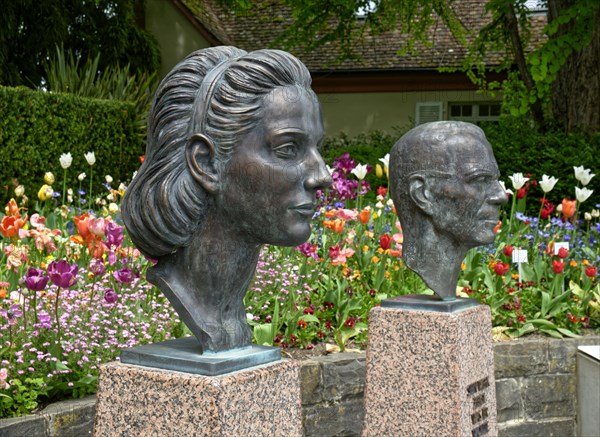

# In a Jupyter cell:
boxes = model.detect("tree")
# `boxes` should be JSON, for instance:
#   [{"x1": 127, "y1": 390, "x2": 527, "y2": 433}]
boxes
[
  {"x1": 0, "y1": 0, "x2": 160, "y2": 88},
  {"x1": 219, "y1": 0, "x2": 599, "y2": 133}
]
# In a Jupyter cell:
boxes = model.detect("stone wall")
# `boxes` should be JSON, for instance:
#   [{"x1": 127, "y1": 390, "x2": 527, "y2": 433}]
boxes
[
  {"x1": 1, "y1": 335, "x2": 598, "y2": 436},
  {"x1": 299, "y1": 335, "x2": 600, "y2": 437}
]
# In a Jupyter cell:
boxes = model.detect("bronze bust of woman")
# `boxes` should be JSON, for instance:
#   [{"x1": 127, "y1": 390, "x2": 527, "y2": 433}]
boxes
[{"x1": 122, "y1": 47, "x2": 331, "y2": 354}]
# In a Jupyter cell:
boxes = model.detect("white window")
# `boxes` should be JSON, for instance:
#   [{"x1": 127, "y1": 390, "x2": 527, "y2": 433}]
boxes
[
  {"x1": 524, "y1": 0, "x2": 547, "y2": 13},
  {"x1": 415, "y1": 102, "x2": 443, "y2": 126},
  {"x1": 448, "y1": 102, "x2": 501, "y2": 123}
]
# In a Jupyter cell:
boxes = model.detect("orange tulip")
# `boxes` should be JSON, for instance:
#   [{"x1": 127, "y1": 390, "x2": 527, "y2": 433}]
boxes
[
  {"x1": 324, "y1": 209, "x2": 336, "y2": 218},
  {"x1": 5, "y1": 199, "x2": 20, "y2": 217},
  {"x1": 359, "y1": 208, "x2": 370, "y2": 224},
  {"x1": 323, "y1": 219, "x2": 345, "y2": 233},
  {"x1": 74, "y1": 212, "x2": 92, "y2": 238},
  {"x1": 0, "y1": 215, "x2": 27, "y2": 238},
  {"x1": 562, "y1": 199, "x2": 576, "y2": 219},
  {"x1": 493, "y1": 220, "x2": 502, "y2": 234}
]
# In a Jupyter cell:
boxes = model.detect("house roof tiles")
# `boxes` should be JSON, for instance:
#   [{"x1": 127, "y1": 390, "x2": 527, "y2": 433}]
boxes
[{"x1": 178, "y1": 0, "x2": 546, "y2": 72}]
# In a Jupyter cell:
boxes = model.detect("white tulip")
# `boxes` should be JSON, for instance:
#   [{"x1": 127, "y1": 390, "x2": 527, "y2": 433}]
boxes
[
  {"x1": 379, "y1": 154, "x2": 390, "y2": 175},
  {"x1": 500, "y1": 181, "x2": 514, "y2": 196},
  {"x1": 584, "y1": 212, "x2": 592, "y2": 221},
  {"x1": 78, "y1": 172, "x2": 86, "y2": 181},
  {"x1": 108, "y1": 203, "x2": 119, "y2": 214},
  {"x1": 59, "y1": 153, "x2": 73, "y2": 169},
  {"x1": 508, "y1": 173, "x2": 529, "y2": 190},
  {"x1": 573, "y1": 166, "x2": 595, "y2": 186},
  {"x1": 379, "y1": 154, "x2": 390, "y2": 168},
  {"x1": 592, "y1": 209, "x2": 600, "y2": 218},
  {"x1": 351, "y1": 164, "x2": 368, "y2": 180},
  {"x1": 539, "y1": 175, "x2": 558, "y2": 193},
  {"x1": 14, "y1": 185, "x2": 24, "y2": 197},
  {"x1": 84, "y1": 151, "x2": 96, "y2": 166},
  {"x1": 105, "y1": 175, "x2": 113, "y2": 184},
  {"x1": 575, "y1": 187, "x2": 594, "y2": 203}
]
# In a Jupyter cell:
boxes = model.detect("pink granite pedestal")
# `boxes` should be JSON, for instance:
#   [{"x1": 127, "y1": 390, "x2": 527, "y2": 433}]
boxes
[
  {"x1": 94, "y1": 359, "x2": 302, "y2": 436},
  {"x1": 362, "y1": 304, "x2": 497, "y2": 437}
]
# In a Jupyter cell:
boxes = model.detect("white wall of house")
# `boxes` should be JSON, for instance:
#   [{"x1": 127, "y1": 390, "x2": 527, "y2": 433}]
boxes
[
  {"x1": 146, "y1": 0, "x2": 211, "y2": 78},
  {"x1": 318, "y1": 90, "x2": 502, "y2": 136}
]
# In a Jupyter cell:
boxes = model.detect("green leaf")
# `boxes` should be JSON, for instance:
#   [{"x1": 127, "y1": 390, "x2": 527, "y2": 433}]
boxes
[
  {"x1": 299, "y1": 314, "x2": 320, "y2": 324},
  {"x1": 556, "y1": 328, "x2": 581, "y2": 338},
  {"x1": 253, "y1": 324, "x2": 275, "y2": 346}
]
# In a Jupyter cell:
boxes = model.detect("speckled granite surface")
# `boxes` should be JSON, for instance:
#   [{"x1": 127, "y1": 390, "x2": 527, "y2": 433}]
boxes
[
  {"x1": 362, "y1": 305, "x2": 497, "y2": 437},
  {"x1": 94, "y1": 359, "x2": 302, "y2": 436}
]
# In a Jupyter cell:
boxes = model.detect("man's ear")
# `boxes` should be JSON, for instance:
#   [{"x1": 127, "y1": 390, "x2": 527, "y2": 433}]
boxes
[
  {"x1": 186, "y1": 133, "x2": 219, "y2": 194},
  {"x1": 408, "y1": 174, "x2": 435, "y2": 216}
]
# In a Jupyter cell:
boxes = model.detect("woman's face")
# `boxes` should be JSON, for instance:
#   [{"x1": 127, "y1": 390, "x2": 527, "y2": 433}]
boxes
[{"x1": 217, "y1": 85, "x2": 332, "y2": 246}]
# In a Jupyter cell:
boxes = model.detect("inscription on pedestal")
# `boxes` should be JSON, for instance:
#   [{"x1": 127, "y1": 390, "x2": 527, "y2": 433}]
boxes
[{"x1": 467, "y1": 377, "x2": 490, "y2": 437}]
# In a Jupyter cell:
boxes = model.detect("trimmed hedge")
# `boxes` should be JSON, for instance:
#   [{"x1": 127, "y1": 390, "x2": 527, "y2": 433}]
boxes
[{"x1": 0, "y1": 86, "x2": 143, "y2": 203}]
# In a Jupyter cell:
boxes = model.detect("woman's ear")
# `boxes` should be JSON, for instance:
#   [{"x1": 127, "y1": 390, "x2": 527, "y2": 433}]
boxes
[
  {"x1": 186, "y1": 133, "x2": 219, "y2": 194},
  {"x1": 408, "y1": 174, "x2": 435, "y2": 216}
]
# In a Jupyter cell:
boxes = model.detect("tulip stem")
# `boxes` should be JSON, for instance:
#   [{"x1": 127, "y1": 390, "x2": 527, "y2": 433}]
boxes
[
  {"x1": 62, "y1": 169, "x2": 67, "y2": 206},
  {"x1": 534, "y1": 193, "x2": 546, "y2": 252},
  {"x1": 55, "y1": 287, "x2": 61, "y2": 345},
  {"x1": 89, "y1": 166, "x2": 93, "y2": 205}
]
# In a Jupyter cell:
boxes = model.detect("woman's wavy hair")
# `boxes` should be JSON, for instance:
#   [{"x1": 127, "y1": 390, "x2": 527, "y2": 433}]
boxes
[{"x1": 121, "y1": 47, "x2": 314, "y2": 259}]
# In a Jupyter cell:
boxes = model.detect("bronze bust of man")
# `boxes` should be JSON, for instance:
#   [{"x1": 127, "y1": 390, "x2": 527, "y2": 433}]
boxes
[
  {"x1": 122, "y1": 47, "x2": 331, "y2": 354},
  {"x1": 389, "y1": 121, "x2": 507, "y2": 300}
]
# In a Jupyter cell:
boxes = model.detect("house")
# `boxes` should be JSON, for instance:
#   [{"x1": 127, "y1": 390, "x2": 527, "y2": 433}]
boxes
[{"x1": 144, "y1": 0, "x2": 545, "y2": 135}]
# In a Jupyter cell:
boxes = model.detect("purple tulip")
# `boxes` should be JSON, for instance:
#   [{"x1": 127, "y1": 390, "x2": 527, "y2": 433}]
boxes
[
  {"x1": 105, "y1": 222, "x2": 124, "y2": 248},
  {"x1": 47, "y1": 260, "x2": 79, "y2": 288},
  {"x1": 23, "y1": 267, "x2": 49, "y2": 291},
  {"x1": 89, "y1": 259, "x2": 106, "y2": 276},
  {"x1": 113, "y1": 267, "x2": 133, "y2": 284},
  {"x1": 104, "y1": 288, "x2": 118, "y2": 304}
]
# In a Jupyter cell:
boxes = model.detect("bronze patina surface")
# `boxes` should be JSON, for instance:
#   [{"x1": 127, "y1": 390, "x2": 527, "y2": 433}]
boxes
[
  {"x1": 389, "y1": 121, "x2": 508, "y2": 301},
  {"x1": 121, "y1": 47, "x2": 331, "y2": 355}
]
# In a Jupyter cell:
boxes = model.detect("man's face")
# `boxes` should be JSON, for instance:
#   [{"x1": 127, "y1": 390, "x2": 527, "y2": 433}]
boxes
[
  {"x1": 217, "y1": 86, "x2": 332, "y2": 246},
  {"x1": 425, "y1": 135, "x2": 508, "y2": 247}
]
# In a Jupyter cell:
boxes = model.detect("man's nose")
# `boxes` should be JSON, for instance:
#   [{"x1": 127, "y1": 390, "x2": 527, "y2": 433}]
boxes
[{"x1": 489, "y1": 181, "x2": 509, "y2": 205}]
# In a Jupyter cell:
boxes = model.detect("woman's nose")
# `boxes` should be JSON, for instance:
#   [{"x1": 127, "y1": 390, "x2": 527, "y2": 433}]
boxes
[{"x1": 305, "y1": 149, "x2": 332, "y2": 191}]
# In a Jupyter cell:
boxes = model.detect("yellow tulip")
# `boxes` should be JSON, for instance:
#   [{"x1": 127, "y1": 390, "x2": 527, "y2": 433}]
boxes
[
  {"x1": 375, "y1": 164, "x2": 383, "y2": 178},
  {"x1": 44, "y1": 172, "x2": 55, "y2": 185},
  {"x1": 38, "y1": 184, "x2": 53, "y2": 201}
]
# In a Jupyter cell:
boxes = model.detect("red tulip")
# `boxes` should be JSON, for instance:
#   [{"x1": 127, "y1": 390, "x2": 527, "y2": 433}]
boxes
[
  {"x1": 585, "y1": 266, "x2": 597, "y2": 278},
  {"x1": 380, "y1": 234, "x2": 392, "y2": 250},
  {"x1": 557, "y1": 247, "x2": 569, "y2": 259},
  {"x1": 552, "y1": 260, "x2": 565, "y2": 274},
  {"x1": 503, "y1": 245, "x2": 514, "y2": 257},
  {"x1": 376, "y1": 186, "x2": 388, "y2": 197},
  {"x1": 494, "y1": 262, "x2": 510, "y2": 276}
]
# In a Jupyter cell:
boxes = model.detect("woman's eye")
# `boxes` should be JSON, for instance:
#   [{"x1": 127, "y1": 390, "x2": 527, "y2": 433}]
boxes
[{"x1": 273, "y1": 143, "x2": 297, "y2": 159}]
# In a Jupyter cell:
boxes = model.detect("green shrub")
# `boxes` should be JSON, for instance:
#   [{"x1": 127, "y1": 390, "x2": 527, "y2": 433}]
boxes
[
  {"x1": 482, "y1": 117, "x2": 599, "y2": 209},
  {"x1": 0, "y1": 86, "x2": 143, "y2": 203}
]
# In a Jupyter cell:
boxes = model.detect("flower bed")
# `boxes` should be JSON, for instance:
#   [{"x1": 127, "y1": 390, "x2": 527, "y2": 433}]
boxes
[{"x1": 0, "y1": 151, "x2": 598, "y2": 417}]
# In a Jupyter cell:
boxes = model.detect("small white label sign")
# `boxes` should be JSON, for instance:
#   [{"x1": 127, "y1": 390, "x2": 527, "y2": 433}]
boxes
[
  {"x1": 554, "y1": 242, "x2": 569, "y2": 255},
  {"x1": 512, "y1": 249, "x2": 528, "y2": 263}
]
